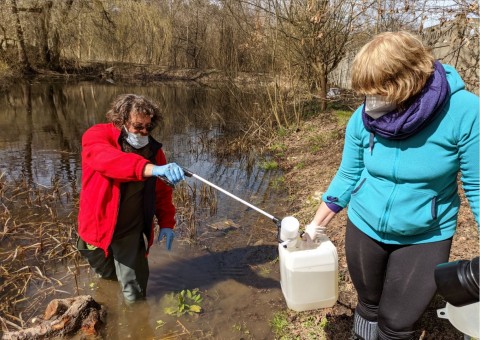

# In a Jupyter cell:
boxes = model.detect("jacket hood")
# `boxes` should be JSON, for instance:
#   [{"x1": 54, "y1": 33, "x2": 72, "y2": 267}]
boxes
[{"x1": 443, "y1": 64, "x2": 465, "y2": 95}]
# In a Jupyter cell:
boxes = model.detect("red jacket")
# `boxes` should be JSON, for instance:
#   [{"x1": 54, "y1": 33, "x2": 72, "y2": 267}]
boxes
[{"x1": 78, "y1": 123, "x2": 175, "y2": 256}]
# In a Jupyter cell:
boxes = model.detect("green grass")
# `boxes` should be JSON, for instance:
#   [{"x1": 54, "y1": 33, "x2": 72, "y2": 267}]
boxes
[
  {"x1": 270, "y1": 143, "x2": 287, "y2": 156},
  {"x1": 277, "y1": 127, "x2": 289, "y2": 137},
  {"x1": 271, "y1": 312, "x2": 329, "y2": 340},
  {"x1": 270, "y1": 175, "x2": 285, "y2": 190},
  {"x1": 308, "y1": 131, "x2": 340, "y2": 152},
  {"x1": 294, "y1": 161, "x2": 305, "y2": 170},
  {"x1": 259, "y1": 160, "x2": 279, "y2": 170},
  {"x1": 270, "y1": 311, "x2": 291, "y2": 338},
  {"x1": 334, "y1": 110, "x2": 352, "y2": 126}
]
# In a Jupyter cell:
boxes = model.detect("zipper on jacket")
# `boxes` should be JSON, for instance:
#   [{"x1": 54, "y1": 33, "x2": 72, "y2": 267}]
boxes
[
  {"x1": 431, "y1": 196, "x2": 438, "y2": 220},
  {"x1": 379, "y1": 186, "x2": 397, "y2": 235},
  {"x1": 352, "y1": 178, "x2": 366, "y2": 194},
  {"x1": 380, "y1": 143, "x2": 400, "y2": 233}
]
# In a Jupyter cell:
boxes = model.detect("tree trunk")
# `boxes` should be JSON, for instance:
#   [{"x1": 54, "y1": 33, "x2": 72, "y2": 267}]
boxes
[
  {"x1": 10, "y1": 0, "x2": 34, "y2": 74},
  {"x1": 2, "y1": 295, "x2": 106, "y2": 340},
  {"x1": 41, "y1": 1, "x2": 61, "y2": 70},
  {"x1": 312, "y1": 60, "x2": 328, "y2": 111}
]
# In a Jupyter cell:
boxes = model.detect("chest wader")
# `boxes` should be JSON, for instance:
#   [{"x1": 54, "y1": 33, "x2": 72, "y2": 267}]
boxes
[{"x1": 78, "y1": 138, "x2": 153, "y2": 302}]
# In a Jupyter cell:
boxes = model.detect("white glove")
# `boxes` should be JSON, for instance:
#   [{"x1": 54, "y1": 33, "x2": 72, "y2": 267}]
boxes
[{"x1": 305, "y1": 224, "x2": 326, "y2": 241}]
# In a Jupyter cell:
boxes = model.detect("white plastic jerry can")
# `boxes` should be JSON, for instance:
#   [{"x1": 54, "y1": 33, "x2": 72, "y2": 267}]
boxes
[{"x1": 278, "y1": 236, "x2": 339, "y2": 312}]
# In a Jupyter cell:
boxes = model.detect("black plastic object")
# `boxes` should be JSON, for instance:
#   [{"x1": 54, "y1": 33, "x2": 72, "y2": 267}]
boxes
[
  {"x1": 182, "y1": 168, "x2": 194, "y2": 177},
  {"x1": 434, "y1": 256, "x2": 479, "y2": 307},
  {"x1": 158, "y1": 175, "x2": 175, "y2": 188}
]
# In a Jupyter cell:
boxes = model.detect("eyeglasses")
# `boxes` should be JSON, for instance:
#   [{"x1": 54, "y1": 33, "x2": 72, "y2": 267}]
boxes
[{"x1": 129, "y1": 122, "x2": 156, "y2": 132}]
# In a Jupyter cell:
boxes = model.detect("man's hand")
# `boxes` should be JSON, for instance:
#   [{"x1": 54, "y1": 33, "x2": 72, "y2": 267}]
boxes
[
  {"x1": 158, "y1": 228, "x2": 175, "y2": 251},
  {"x1": 152, "y1": 163, "x2": 185, "y2": 185}
]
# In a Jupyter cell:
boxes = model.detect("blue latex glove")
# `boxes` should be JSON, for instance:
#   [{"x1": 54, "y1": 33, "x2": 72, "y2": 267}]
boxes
[
  {"x1": 158, "y1": 228, "x2": 175, "y2": 251},
  {"x1": 152, "y1": 163, "x2": 185, "y2": 185}
]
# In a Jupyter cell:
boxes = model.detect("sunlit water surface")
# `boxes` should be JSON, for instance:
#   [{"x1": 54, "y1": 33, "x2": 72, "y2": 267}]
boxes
[{"x1": 0, "y1": 80, "x2": 290, "y2": 339}]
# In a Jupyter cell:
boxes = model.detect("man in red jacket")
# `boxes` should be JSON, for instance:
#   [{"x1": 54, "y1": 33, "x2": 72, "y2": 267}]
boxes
[{"x1": 77, "y1": 94, "x2": 184, "y2": 302}]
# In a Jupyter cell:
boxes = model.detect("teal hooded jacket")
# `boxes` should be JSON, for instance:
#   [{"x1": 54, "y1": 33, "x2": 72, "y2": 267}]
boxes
[{"x1": 323, "y1": 64, "x2": 479, "y2": 244}]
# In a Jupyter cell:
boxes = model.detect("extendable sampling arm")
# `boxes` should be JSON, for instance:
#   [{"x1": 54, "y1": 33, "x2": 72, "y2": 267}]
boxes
[{"x1": 182, "y1": 167, "x2": 282, "y2": 228}]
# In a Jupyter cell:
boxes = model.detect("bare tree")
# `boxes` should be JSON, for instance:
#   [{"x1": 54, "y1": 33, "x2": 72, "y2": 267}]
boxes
[
  {"x1": 227, "y1": 0, "x2": 372, "y2": 110},
  {"x1": 9, "y1": 0, "x2": 33, "y2": 73},
  {"x1": 409, "y1": 0, "x2": 478, "y2": 93}
]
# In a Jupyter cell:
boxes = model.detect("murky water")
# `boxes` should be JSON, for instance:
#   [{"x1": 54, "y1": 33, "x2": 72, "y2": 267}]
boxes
[{"x1": 0, "y1": 80, "x2": 289, "y2": 339}]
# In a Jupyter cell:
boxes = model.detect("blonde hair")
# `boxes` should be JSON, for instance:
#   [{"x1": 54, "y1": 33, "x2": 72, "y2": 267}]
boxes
[{"x1": 351, "y1": 31, "x2": 435, "y2": 105}]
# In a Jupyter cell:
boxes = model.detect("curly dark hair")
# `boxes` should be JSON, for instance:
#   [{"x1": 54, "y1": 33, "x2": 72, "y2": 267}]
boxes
[{"x1": 106, "y1": 94, "x2": 162, "y2": 129}]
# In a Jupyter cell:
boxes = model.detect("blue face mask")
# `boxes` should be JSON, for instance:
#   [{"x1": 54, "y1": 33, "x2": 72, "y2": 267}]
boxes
[{"x1": 124, "y1": 126, "x2": 149, "y2": 149}]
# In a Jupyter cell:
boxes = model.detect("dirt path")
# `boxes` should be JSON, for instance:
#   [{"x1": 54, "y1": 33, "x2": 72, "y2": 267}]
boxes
[{"x1": 271, "y1": 113, "x2": 479, "y2": 339}]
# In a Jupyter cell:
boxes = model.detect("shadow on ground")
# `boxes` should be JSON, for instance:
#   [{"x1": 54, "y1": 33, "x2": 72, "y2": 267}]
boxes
[{"x1": 148, "y1": 244, "x2": 280, "y2": 294}]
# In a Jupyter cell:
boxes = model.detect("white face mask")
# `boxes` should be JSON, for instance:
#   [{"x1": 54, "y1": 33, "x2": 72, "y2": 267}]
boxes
[
  {"x1": 364, "y1": 95, "x2": 397, "y2": 119},
  {"x1": 124, "y1": 126, "x2": 149, "y2": 149}
]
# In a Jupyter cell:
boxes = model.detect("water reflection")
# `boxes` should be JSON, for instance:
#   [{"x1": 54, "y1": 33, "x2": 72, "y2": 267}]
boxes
[
  {"x1": 0, "y1": 79, "x2": 286, "y2": 338},
  {"x1": 0, "y1": 80, "x2": 275, "y2": 195}
]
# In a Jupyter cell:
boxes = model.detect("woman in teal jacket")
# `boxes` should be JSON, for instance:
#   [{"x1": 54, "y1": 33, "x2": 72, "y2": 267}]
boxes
[{"x1": 306, "y1": 31, "x2": 479, "y2": 339}]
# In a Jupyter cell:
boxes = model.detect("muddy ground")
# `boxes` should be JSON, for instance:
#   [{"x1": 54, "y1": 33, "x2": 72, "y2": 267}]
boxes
[{"x1": 267, "y1": 112, "x2": 479, "y2": 339}]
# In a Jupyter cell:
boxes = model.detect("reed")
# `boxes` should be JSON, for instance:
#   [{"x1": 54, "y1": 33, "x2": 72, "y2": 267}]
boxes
[
  {"x1": 0, "y1": 175, "x2": 82, "y2": 332},
  {"x1": 172, "y1": 181, "x2": 218, "y2": 242}
]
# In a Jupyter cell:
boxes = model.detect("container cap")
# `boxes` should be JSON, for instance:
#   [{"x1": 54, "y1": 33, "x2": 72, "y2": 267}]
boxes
[{"x1": 280, "y1": 216, "x2": 300, "y2": 240}]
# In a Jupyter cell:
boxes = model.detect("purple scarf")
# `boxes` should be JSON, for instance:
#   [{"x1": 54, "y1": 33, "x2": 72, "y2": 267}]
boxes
[{"x1": 362, "y1": 61, "x2": 450, "y2": 140}]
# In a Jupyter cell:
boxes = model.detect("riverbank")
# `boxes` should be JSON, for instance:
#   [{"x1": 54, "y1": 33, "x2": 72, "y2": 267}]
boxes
[
  {"x1": 0, "y1": 61, "x2": 276, "y2": 88},
  {"x1": 270, "y1": 112, "x2": 479, "y2": 339},
  {"x1": 0, "y1": 63, "x2": 16, "y2": 92}
]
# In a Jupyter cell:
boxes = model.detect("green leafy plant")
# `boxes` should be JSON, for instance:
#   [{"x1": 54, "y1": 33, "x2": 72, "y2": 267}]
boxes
[
  {"x1": 232, "y1": 321, "x2": 250, "y2": 334},
  {"x1": 259, "y1": 160, "x2": 278, "y2": 170},
  {"x1": 164, "y1": 288, "x2": 203, "y2": 317},
  {"x1": 319, "y1": 316, "x2": 328, "y2": 329}
]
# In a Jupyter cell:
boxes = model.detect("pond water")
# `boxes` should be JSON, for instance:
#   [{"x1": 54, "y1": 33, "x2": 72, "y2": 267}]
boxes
[{"x1": 0, "y1": 79, "x2": 290, "y2": 339}]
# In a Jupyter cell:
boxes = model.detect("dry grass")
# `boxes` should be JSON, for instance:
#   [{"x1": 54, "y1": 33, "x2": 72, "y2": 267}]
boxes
[
  {"x1": 0, "y1": 175, "x2": 83, "y2": 331},
  {"x1": 172, "y1": 181, "x2": 218, "y2": 242}
]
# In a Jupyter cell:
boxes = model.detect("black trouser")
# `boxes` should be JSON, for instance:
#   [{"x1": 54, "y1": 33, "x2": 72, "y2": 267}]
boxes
[
  {"x1": 345, "y1": 219, "x2": 452, "y2": 340},
  {"x1": 77, "y1": 231, "x2": 149, "y2": 302}
]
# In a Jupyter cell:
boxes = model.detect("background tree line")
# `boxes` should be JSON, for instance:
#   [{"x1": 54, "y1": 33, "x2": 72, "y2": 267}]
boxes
[{"x1": 1, "y1": 0, "x2": 478, "y2": 110}]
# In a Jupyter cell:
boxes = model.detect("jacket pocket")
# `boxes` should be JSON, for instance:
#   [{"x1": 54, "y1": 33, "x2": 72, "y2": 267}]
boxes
[
  {"x1": 349, "y1": 178, "x2": 439, "y2": 237},
  {"x1": 349, "y1": 178, "x2": 387, "y2": 229},
  {"x1": 386, "y1": 187, "x2": 438, "y2": 236}
]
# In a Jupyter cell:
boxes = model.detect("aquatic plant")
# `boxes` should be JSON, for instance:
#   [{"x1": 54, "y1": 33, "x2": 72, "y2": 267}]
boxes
[{"x1": 163, "y1": 289, "x2": 203, "y2": 317}]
